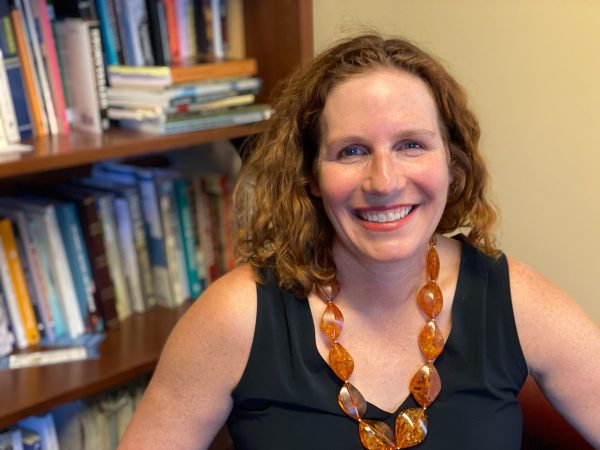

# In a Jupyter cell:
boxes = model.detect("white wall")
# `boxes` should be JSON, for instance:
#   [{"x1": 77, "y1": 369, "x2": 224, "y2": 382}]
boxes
[{"x1": 313, "y1": 0, "x2": 600, "y2": 322}]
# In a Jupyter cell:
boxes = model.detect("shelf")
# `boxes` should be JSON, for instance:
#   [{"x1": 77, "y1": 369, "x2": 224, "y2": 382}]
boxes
[
  {"x1": 0, "y1": 123, "x2": 264, "y2": 180},
  {"x1": 0, "y1": 304, "x2": 189, "y2": 429}
]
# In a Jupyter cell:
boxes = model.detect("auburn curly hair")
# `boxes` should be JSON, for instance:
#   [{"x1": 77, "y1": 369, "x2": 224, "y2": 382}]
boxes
[{"x1": 234, "y1": 33, "x2": 498, "y2": 296}]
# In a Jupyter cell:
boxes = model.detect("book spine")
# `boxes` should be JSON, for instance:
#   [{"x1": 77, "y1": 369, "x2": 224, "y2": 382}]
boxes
[
  {"x1": 125, "y1": 187, "x2": 156, "y2": 309},
  {"x1": 194, "y1": 177, "x2": 217, "y2": 283},
  {"x1": 43, "y1": 208, "x2": 86, "y2": 339},
  {"x1": 0, "y1": 1, "x2": 32, "y2": 139},
  {"x1": 11, "y1": 210, "x2": 55, "y2": 341},
  {"x1": 20, "y1": 0, "x2": 58, "y2": 135},
  {"x1": 9, "y1": 5, "x2": 47, "y2": 136},
  {"x1": 114, "y1": 197, "x2": 145, "y2": 313},
  {"x1": 35, "y1": 0, "x2": 70, "y2": 134},
  {"x1": 174, "y1": 0, "x2": 190, "y2": 60},
  {"x1": 162, "y1": 0, "x2": 180, "y2": 63},
  {"x1": 0, "y1": 49, "x2": 20, "y2": 143},
  {"x1": 7, "y1": 210, "x2": 55, "y2": 342},
  {"x1": 155, "y1": 176, "x2": 185, "y2": 304},
  {"x1": 76, "y1": 194, "x2": 118, "y2": 329},
  {"x1": 209, "y1": 0, "x2": 224, "y2": 59},
  {"x1": 120, "y1": 0, "x2": 148, "y2": 66},
  {"x1": 89, "y1": 22, "x2": 109, "y2": 130},
  {"x1": 174, "y1": 178, "x2": 202, "y2": 298},
  {"x1": 137, "y1": 172, "x2": 175, "y2": 307},
  {"x1": 186, "y1": 178, "x2": 207, "y2": 289},
  {"x1": 0, "y1": 288, "x2": 15, "y2": 357},
  {"x1": 145, "y1": 0, "x2": 167, "y2": 65},
  {"x1": 96, "y1": 193, "x2": 132, "y2": 320},
  {"x1": 0, "y1": 217, "x2": 40, "y2": 346},
  {"x1": 24, "y1": 212, "x2": 68, "y2": 339},
  {"x1": 94, "y1": 0, "x2": 119, "y2": 66},
  {"x1": 111, "y1": 0, "x2": 131, "y2": 64},
  {"x1": 0, "y1": 226, "x2": 28, "y2": 349},
  {"x1": 105, "y1": 0, "x2": 125, "y2": 64}
]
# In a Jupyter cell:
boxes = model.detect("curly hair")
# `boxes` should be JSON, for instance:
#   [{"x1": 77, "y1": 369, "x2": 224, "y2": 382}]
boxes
[{"x1": 234, "y1": 33, "x2": 498, "y2": 296}]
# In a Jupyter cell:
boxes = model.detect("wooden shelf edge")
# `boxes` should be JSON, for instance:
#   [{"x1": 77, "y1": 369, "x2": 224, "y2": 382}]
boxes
[
  {"x1": 0, "y1": 303, "x2": 189, "y2": 429},
  {"x1": 0, "y1": 122, "x2": 264, "y2": 180}
]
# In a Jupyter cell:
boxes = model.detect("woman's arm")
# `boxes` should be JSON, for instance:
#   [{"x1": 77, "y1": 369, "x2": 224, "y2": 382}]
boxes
[
  {"x1": 510, "y1": 258, "x2": 600, "y2": 448},
  {"x1": 118, "y1": 265, "x2": 258, "y2": 449}
]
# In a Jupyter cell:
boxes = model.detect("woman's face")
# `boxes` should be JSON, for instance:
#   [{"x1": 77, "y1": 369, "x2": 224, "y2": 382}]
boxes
[{"x1": 312, "y1": 68, "x2": 451, "y2": 265}]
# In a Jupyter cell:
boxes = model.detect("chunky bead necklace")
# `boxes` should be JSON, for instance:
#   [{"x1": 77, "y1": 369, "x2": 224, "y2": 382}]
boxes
[{"x1": 317, "y1": 238, "x2": 445, "y2": 449}]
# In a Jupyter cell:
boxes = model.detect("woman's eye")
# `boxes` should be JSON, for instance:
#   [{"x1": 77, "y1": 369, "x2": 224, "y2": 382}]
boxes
[
  {"x1": 340, "y1": 145, "x2": 366, "y2": 158},
  {"x1": 401, "y1": 141, "x2": 423, "y2": 150}
]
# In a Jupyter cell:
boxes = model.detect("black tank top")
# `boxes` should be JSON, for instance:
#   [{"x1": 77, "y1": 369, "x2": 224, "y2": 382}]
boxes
[{"x1": 228, "y1": 238, "x2": 528, "y2": 449}]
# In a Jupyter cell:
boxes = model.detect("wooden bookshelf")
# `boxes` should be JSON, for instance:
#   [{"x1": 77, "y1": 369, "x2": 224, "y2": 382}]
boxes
[
  {"x1": 0, "y1": 0, "x2": 313, "y2": 441},
  {"x1": 0, "y1": 304, "x2": 188, "y2": 429}
]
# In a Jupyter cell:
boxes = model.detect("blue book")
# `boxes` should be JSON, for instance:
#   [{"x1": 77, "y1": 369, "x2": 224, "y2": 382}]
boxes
[
  {"x1": 92, "y1": 162, "x2": 175, "y2": 307},
  {"x1": 95, "y1": 0, "x2": 119, "y2": 65},
  {"x1": 0, "y1": 0, "x2": 33, "y2": 139},
  {"x1": 173, "y1": 177, "x2": 203, "y2": 299},
  {"x1": 54, "y1": 201, "x2": 102, "y2": 333}
]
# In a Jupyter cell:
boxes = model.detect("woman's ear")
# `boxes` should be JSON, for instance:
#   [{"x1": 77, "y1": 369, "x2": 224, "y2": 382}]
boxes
[{"x1": 310, "y1": 179, "x2": 321, "y2": 197}]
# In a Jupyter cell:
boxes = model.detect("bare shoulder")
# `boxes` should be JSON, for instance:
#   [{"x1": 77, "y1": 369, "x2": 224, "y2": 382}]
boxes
[
  {"x1": 119, "y1": 265, "x2": 258, "y2": 449},
  {"x1": 507, "y1": 257, "x2": 600, "y2": 446},
  {"x1": 507, "y1": 257, "x2": 598, "y2": 376}
]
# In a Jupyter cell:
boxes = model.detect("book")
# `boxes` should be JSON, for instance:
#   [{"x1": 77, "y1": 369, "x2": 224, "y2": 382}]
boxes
[
  {"x1": 14, "y1": 199, "x2": 86, "y2": 339},
  {"x1": 192, "y1": 176, "x2": 217, "y2": 282},
  {"x1": 106, "y1": 58, "x2": 257, "y2": 88},
  {"x1": 94, "y1": 0, "x2": 121, "y2": 66},
  {"x1": 76, "y1": 177, "x2": 156, "y2": 310},
  {"x1": 0, "y1": 0, "x2": 32, "y2": 140},
  {"x1": 120, "y1": 0, "x2": 154, "y2": 66},
  {"x1": 162, "y1": 0, "x2": 180, "y2": 63},
  {"x1": 119, "y1": 103, "x2": 271, "y2": 135},
  {"x1": 0, "y1": 217, "x2": 40, "y2": 346},
  {"x1": 19, "y1": 427, "x2": 42, "y2": 450},
  {"x1": 92, "y1": 162, "x2": 176, "y2": 307},
  {"x1": 54, "y1": 201, "x2": 102, "y2": 332},
  {"x1": 0, "y1": 49, "x2": 20, "y2": 143},
  {"x1": 56, "y1": 189, "x2": 119, "y2": 329},
  {"x1": 19, "y1": 0, "x2": 59, "y2": 135},
  {"x1": 0, "y1": 205, "x2": 55, "y2": 342},
  {"x1": 31, "y1": 0, "x2": 71, "y2": 135},
  {"x1": 175, "y1": 0, "x2": 193, "y2": 61},
  {"x1": 9, "y1": 2, "x2": 47, "y2": 136},
  {"x1": 18, "y1": 415, "x2": 59, "y2": 450},
  {"x1": 0, "y1": 286, "x2": 15, "y2": 357},
  {"x1": 145, "y1": 0, "x2": 170, "y2": 66},
  {"x1": 113, "y1": 196, "x2": 145, "y2": 312},
  {"x1": 107, "y1": 92, "x2": 255, "y2": 120},
  {"x1": 173, "y1": 178, "x2": 202, "y2": 299},
  {"x1": 54, "y1": 19, "x2": 109, "y2": 134}
]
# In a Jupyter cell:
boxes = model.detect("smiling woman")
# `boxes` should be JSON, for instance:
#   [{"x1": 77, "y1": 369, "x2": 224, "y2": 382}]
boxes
[{"x1": 118, "y1": 34, "x2": 600, "y2": 450}]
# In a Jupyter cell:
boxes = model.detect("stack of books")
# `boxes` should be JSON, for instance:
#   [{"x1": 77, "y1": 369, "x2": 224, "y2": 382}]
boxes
[{"x1": 106, "y1": 59, "x2": 271, "y2": 135}]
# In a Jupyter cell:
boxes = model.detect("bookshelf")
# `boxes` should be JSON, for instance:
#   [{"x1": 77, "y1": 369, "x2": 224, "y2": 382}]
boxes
[{"x1": 0, "y1": 0, "x2": 313, "y2": 444}]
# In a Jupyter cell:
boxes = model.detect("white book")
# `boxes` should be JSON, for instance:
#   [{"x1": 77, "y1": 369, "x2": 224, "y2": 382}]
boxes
[
  {"x1": 20, "y1": 0, "x2": 58, "y2": 135},
  {"x1": 0, "y1": 237, "x2": 27, "y2": 348},
  {"x1": 54, "y1": 19, "x2": 108, "y2": 134},
  {"x1": 95, "y1": 193, "x2": 132, "y2": 320},
  {"x1": 0, "y1": 290, "x2": 15, "y2": 357},
  {"x1": 114, "y1": 197, "x2": 145, "y2": 313},
  {"x1": 0, "y1": 50, "x2": 21, "y2": 143},
  {"x1": 15, "y1": 200, "x2": 85, "y2": 339}
]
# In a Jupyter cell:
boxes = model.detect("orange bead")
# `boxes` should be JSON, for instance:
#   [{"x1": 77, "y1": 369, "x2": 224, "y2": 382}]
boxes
[
  {"x1": 395, "y1": 408, "x2": 428, "y2": 448},
  {"x1": 329, "y1": 342, "x2": 354, "y2": 381},
  {"x1": 409, "y1": 363, "x2": 441, "y2": 408},
  {"x1": 427, "y1": 246, "x2": 440, "y2": 281},
  {"x1": 359, "y1": 420, "x2": 396, "y2": 450},
  {"x1": 338, "y1": 382, "x2": 366, "y2": 420},
  {"x1": 320, "y1": 302, "x2": 343, "y2": 341},
  {"x1": 417, "y1": 281, "x2": 443, "y2": 319},
  {"x1": 418, "y1": 320, "x2": 445, "y2": 361}
]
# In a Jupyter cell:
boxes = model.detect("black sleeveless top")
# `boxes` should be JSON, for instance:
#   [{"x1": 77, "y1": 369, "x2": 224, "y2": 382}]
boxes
[{"x1": 227, "y1": 239, "x2": 529, "y2": 449}]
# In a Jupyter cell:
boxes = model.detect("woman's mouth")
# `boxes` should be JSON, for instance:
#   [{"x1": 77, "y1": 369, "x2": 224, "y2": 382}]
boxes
[{"x1": 354, "y1": 205, "x2": 415, "y2": 223}]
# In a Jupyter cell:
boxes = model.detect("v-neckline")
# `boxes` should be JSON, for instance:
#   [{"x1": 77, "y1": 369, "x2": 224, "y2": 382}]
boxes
[{"x1": 301, "y1": 238, "x2": 468, "y2": 417}]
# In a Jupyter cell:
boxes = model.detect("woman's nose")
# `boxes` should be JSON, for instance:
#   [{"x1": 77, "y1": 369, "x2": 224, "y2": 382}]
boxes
[{"x1": 363, "y1": 153, "x2": 404, "y2": 195}]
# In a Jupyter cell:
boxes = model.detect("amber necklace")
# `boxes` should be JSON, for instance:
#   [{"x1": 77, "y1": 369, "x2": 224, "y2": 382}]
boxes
[{"x1": 317, "y1": 237, "x2": 445, "y2": 449}]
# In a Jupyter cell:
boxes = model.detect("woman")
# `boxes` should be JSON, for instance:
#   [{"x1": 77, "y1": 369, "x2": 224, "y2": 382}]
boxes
[{"x1": 119, "y1": 34, "x2": 600, "y2": 449}]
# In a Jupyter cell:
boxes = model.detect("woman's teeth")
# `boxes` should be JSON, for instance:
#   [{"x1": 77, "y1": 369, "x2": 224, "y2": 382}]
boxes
[{"x1": 358, "y1": 206, "x2": 414, "y2": 223}]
